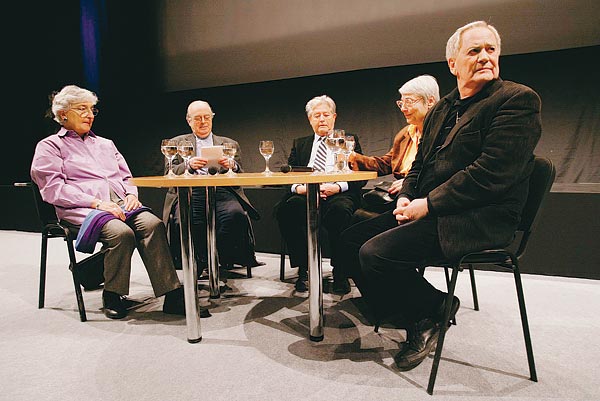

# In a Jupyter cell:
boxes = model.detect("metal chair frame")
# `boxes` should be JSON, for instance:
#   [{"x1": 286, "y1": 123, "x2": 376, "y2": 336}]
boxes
[
  {"x1": 425, "y1": 156, "x2": 555, "y2": 394},
  {"x1": 16, "y1": 182, "x2": 105, "y2": 322}
]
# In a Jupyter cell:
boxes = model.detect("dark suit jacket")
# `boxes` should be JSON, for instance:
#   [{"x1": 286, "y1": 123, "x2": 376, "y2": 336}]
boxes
[
  {"x1": 400, "y1": 79, "x2": 542, "y2": 260},
  {"x1": 162, "y1": 133, "x2": 259, "y2": 226},
  {"x1": 286, "y1": 132, "x2": 366, "y2": 201}
]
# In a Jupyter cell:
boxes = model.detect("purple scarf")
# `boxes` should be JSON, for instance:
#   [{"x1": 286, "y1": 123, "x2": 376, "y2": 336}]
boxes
[{"x1": 75, "y1": 206, "x2": 151, "y2": 253}]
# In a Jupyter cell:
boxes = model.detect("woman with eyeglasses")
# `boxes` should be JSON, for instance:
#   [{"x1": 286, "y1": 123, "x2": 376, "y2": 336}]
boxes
[
  {"x1": 30, "y1": 85, "x2": 197, "y2": 320},
  {"x1": 349, "y1": 75, "x2": 440, "y2": 214}
]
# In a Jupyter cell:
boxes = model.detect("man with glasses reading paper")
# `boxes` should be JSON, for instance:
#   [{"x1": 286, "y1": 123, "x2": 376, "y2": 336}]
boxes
[{"x1": 162, "y1": 101, "x2": 262, "y2": 283}]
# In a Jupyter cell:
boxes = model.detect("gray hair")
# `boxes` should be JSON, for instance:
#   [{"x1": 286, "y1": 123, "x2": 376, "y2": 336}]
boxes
[
  {"x1": 398, "y1": 75, "x2": 440, "y2": 103},
  {"x1": 51, "y1": 85, "x2": 98, "y2": 124},
  {"x1": 305, "y1": 95, "x2": 336, "y2": 116},
  {"x1": 445, "y1": 21, "x2": 501, "y2": 61}
]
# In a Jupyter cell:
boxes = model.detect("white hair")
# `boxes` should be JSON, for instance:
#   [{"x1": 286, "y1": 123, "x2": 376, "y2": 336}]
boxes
[
  {"x1": 445, "y1": 21, "x2": 501, "y2": 61},
  {"x1": 398, "y1": 75, "x2": 440, "y2": 103},
  {"x1": 51, "y1": 85, "x2": 98, "y2": 124},
  {"x1": 305, "y1": 95, "x2": 336, "y2": 116}
]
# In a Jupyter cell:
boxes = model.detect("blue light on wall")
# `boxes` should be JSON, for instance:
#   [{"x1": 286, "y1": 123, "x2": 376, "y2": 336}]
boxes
[{"x1": 80, "y1": 0, "x2": 105, "y2": 92}]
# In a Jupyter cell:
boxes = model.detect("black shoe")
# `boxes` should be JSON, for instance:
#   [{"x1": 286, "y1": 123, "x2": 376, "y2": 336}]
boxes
[
  {"x1": 163, "y1": 287, "x2": 212, "y2": 318},
  {"x1": 436, "y1": 295, "x2": 461, "y2": 326},
  {"x1": 393, "y1": 295, "x2": 460, "y2": 371},
  {"x1": 294, "y1": 269, "x2": 308, "y2": 292},
  {"x1": 394, "y1": 318, "x2": 440, "y2": 371},
  {"x1": 332, "y1": 275, "x2": 351, "y2": 295},
  {"x1": 102, "y1": 290, "x2": 128, "y2": 319},
  {"x1": 295, "y1": 277, "x2": 308, "y2": 292},
  {"x1": 163, "y1": 287, "x2": 186, "y2": 316}
]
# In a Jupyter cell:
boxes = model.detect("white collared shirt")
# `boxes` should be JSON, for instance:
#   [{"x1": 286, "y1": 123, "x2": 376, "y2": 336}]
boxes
[
  {"x1": 195, "y1": 132, "x2": 214, "y2": 174},
  {"x1": 291, "y1": 133, "x2": 349, "y2": 193}
]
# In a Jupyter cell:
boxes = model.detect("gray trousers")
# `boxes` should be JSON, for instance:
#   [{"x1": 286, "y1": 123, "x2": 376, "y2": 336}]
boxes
[{"x1": 100, "y1": 211, "x2": 181, "y2": 296}]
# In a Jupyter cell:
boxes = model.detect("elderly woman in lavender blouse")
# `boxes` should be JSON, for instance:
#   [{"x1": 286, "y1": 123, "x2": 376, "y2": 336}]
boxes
[{"x1": 30, "y1": 85, "x2": 197, "y2": 320}]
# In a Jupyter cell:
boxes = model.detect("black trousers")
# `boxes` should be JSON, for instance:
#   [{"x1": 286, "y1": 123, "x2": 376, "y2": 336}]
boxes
[
  {"x1": 339, "y1": 210, "x2": 446, "y2": 323},
  {"x1": 276, "y1": 192, "x2": 357, "y2": 277},
  {"x1": 190, "y1": 187, "x2": 252, "y2": 267}
]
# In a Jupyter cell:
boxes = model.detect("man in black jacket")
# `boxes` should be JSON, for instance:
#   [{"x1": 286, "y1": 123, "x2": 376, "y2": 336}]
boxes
[
  {"x1": 340, "y1": 21, "x2": 542, "y2": 370},
  {"x1": 276, "y1": 95, "x2": 365, "y2": 294}
]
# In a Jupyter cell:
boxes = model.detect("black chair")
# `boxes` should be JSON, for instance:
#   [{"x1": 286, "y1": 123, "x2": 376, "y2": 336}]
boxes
[
  {"x1": 424, "y1": 156, "x2": 555, "y2": 394},
  {"x1": 15, "y1": 182, "x2": 106, "y2": 322}
]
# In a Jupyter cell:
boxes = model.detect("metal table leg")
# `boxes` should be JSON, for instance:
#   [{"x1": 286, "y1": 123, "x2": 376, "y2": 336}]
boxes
[
  {"x1": 306, "y1": 182, "x2": 323, "y2": 341},
  {"x1": 178, "y1": 187, "x2": 202, "y2": 343},
  {"x1": 206, "y1": 186, "x2": 220, "y2": 298}
]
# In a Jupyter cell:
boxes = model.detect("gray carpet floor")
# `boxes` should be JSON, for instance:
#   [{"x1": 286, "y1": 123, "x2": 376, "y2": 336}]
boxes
[{"x1": 1, "y1": 230, "x2": 599, "y2": 401}]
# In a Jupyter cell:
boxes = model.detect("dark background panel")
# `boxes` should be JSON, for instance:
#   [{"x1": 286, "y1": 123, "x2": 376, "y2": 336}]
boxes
[{"x1": 4, "y1": 1, "x2": 599, "y2": 280}]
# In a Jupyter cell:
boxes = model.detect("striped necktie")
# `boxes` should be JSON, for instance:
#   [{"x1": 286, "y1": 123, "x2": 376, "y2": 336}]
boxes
[{"x1": 312, "y1": 137, "x2": 327, "y2": 172}]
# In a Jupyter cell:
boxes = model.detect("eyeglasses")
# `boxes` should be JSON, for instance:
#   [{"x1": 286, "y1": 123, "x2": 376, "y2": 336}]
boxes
[
  {"x1": 69, "y1": 106, "x2": 99, "y2": 117},
  {"x1": 190, "y1": 113, "x2": 215, "y2": 122},
  {"x1": 396, "y1": 98, "x2": 423, "y2": 109}
]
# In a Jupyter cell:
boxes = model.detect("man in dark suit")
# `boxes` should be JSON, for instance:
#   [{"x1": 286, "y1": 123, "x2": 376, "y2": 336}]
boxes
[
  {"x1": 340, "y1": 21, "x2": 542, "y2": 370},
  {"x1": 276, "y1": 95, "x2": 366, "y2": 294},
  {"x1": 163, "y1": 101, "x2": 261, "y2": 278}
]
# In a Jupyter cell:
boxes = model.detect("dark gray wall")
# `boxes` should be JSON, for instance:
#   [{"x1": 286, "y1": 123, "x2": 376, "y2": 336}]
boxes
[{"x1": 5, "y1": 1, "x2": 599, "y2": 281}]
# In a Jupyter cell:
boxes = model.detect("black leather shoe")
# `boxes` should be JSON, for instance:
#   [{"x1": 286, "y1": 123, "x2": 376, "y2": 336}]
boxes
[
  {"x1": 294, "y1": 270, "x2": 308, "y2": 292},
  {"x1": 436, "y1": 295, "x2": 461, "y2": 326},
  {"x1": 163, "y1": 287, "x2": 212, "y2": 318},
  {"x1": 163, "y1": 287, "x2": 186, "y2": 316},
  {"x1": 394, "y1": 295, "x2": 461, "y2": 371},
  {"x1": 295, "y1": 277, "x2": 308, "y2": 292},
  {"x1": 332, "y1": 276, "x2": 351, "y2": 295},
  {"x1": 394, "y1": 318, "x2": 439, "y2": 371},
  {"x1": 102, "y1": 290, "x2": 128, "y2": 319}
]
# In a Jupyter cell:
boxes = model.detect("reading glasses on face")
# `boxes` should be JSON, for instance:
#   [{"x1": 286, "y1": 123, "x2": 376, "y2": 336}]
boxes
[
  {"x1": 70, "y1": 106, "x2": 99, "y2": 117},
  {"x1": 191, "y1": 114, "x2": 215, "y2": 122},
  {"x1": 396, "y1": 98, "x2": 423, "y2": 109}
]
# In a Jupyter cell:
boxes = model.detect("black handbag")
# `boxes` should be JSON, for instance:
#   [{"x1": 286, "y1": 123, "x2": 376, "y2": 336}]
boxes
[
  {"x1": 75, "y1": 250, "x2": 105, "y2": 290},
  {"x1": 362, "y1": 181, "x2": 398, "y2": 212}
]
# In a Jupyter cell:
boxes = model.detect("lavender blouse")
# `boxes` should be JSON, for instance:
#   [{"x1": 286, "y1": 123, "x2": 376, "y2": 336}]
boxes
[{"x1": 30, "y1": 127, "x2": 138, "y2": 226}]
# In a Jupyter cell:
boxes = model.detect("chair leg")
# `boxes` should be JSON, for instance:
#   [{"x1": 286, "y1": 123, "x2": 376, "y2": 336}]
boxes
[
  {"x1": 39, "y1": 231, "x2": 49, "y2": 309},
  {"x1": 279, "y1": 241, "x2": 286, "y2": 282},
  {"x1": 443, "y1": 266, "x2": 457, "y2": 325},
  {"x1": 66, "y1": 240, "x2": 87, "y2": 322},
  {"x1": 427, "y1": 265, "x2": 459, "y2": 395},
  {"x1": 512, "y1": 260, "x2": 537, "y2": 382},
  {"x1": 467, "y1": 264, "x2": 480, "y2": 311},
  {"x1": 443, "y1": 266, "x2": 450, "y2": 288},
  {"x1": 246, "y1": 264, "x2": 253, "y2": 279}
]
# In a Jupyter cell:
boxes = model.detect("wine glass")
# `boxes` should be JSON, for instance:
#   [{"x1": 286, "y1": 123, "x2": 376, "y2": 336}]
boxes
[
  {"x1": 222, "y1": 142, "x2": 237, "y2": 177},
  {"x1": 177, "y1": 140, "x2": 194, "y2": 177},
  {"x1": 341, "y1": 135, "x2": 355, "y2": 173},
  {"x1": 325, "y1": 129, "x2": 345, "y2": 173},
  {"x1": 161, "y1": 139, "x2": 178, "y2": 177},
  {"x1": 259, "y1": 140, "x2": 274, "y2": 176}
]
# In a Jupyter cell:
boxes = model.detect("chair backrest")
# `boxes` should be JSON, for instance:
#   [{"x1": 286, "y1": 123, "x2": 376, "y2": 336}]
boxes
[
  {"x1": 515, "y1": 156, "x2": 556, "y2": 256},
  {"x1": 27, "y1": 182, "x2": 60, "y2": 226}
]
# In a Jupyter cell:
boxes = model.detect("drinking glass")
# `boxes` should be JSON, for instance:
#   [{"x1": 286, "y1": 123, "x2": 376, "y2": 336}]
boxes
[
  {"x1": 222, "y1": 142, "x2": 237, "y2": 177},
  {"x1": 325, "y1": 129, "x2": 345, "y2": 173},
  {"x1": 341, "y1": 135, "x2": 355, "y2": 173},
  {"x1": 161, "y1": 139, "x2": 178, "y2": 177},
  {"x1": 259, "y1": 140, "x2": 274, "y2": 176},
  {"x1": 177, "y1": 139, "x2": 194, "y2": 177}
]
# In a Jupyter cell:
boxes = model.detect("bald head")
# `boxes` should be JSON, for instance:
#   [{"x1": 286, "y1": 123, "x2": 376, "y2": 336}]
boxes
[{"x1": 186, "y1": 100, "x2": 214, "y2": 138}]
